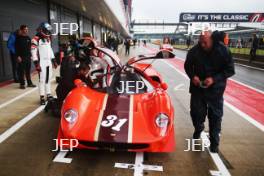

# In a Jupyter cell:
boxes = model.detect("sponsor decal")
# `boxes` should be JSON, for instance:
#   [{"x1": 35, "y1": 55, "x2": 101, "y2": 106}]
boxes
[
  {"x1": 182, "y1": 13, "x2": 196, "y2": 21},
  {"x1": 180, "y1": 13, "x2": 264, "y2": 22}
]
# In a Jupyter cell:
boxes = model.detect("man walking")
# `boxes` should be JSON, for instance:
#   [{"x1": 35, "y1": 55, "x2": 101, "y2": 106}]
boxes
[
  {"x1": 15, "y1": 25, "x2": 36, "y2": 89},
  {"x1": 184, "y1": 30, "x2": 235, "y2": 153},
  {"x1": 124, "y1": 39, "x2": 130, "y2": 55}
]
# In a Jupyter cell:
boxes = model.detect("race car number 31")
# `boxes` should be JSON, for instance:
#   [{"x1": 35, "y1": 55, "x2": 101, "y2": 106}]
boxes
[{"x1": 101, "y1": 115, "x2": 128, "y2": 131}]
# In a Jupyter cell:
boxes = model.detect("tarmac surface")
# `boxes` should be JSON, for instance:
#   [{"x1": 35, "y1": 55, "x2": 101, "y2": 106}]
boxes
[{"x1": 0, "y1": 43, "x2": 263, "y2": 176}]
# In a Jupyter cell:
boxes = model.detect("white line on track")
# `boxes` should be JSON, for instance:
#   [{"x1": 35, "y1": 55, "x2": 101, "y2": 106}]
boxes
[
  {"x1": 229, "y1": 78, "x2": 264, "y2": 95},
  {"x1": 224, "y1": 101, "x2": 264, "y2": 132},
  {"x1": 170, "y1": 58, "x2": 264, "y2": 96},
  {"x1": 0, "y1": 78, "x2": 57, "y2": 143},
  {"x1": 171, "y1": 47, "x2": 264, "y2": 94},
  {"x1": 174, "y1": 52, "x2": 264, "y2": 72},
  {"x1": 173, "y1": 56, "x2": 264, "y2": 95},
  {"x1": 0, "y1": 105, "x2": 45, "y2": 143},
  {"x1": 162, "y1": 60, "x2": 188, "y2": 79},
  {"x1": 160, "y1": 59, "x2": 264, "y2": 176},
  {"x1": 134, "y1": 152, "x2": 145, "y2": 176},
  {"x1": 0, "y1": 78, "x2": 56, "y2": 110},
  {"x1": 175, "y1": 56, "x2": 185, "y2": 61},
  {"x1": 0, "y1": 87, "x2": 38, "y2": 110},
  {"x1": 53, "y1": 150, "x2": 72, "y2": 163},
  {"x1": 235, "y1": 63, "x2": 264, "y2": 72},
  {"x1": 174, "y1": 83, "x2": 185, "y2": 91},
  {"x1": 162, "y1": 60, "x2": 231, "y2": 174},
  {"x1": 201, "y1": 132, "x2": 231, "y2": 176}
]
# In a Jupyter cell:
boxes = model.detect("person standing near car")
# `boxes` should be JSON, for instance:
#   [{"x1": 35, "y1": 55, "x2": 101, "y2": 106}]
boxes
[
  {"x1": 124, "y1": 39, "x2": 130, "y2": 55},
  {"x1": 249, "y1": 34, "x2": 259, "y2": 63},
  {"x1": 15, "y1": 25, "x2": 36, "y2": 89},
  {"x1": 143, "y1": 40, "x2": 147, "y2": 47},
  {"x1": 184, "y1": 30, "x2": 235, "y2": 153},
  {"x1": 7, "y1": 29, "x2": 20, "y2": 83},
  {"x1": 112, "y1": 37, "x2": 119, "y2": 54},
  {"x1": 186, "y1": 36, "x2": 191, "y2": 49},
  {"x1": 31, "y1": 22, "x2": 57, "y2": 105}
]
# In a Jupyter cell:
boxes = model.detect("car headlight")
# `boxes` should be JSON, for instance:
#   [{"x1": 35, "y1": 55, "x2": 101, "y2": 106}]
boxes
[
  {"x1": 64, "y1": 109, "x2": 78, "y2": 124},
  {"x1": 156, "y1": 113, "x2": 169, "y2": 127},
  {"x1": 155, "y1": 113, "x2": 169, "y2": 136}
]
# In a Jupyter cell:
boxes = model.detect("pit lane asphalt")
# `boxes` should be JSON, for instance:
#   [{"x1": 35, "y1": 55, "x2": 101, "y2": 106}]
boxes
[{"x1": 0, "y1": 45, "x2": 263, "y2": 176}]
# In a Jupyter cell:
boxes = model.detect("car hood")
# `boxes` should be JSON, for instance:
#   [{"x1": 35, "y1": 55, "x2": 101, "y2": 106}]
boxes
[{"x1": 61, "y1": 87, "x2": 173, "y2": 144}]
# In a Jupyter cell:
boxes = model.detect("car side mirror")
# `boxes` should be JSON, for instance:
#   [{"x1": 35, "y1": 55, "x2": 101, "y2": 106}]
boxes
[
  {"x1": 161, "y1": 82, "x2": 168, "y2": 90},
  {"x1": 74, "y1": 79, "x2": 84, "y2": 87}
]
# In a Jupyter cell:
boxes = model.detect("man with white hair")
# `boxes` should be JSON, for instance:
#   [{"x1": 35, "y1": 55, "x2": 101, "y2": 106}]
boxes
[{"x1": 184, "y1": 29, "x2": 235, "y2": 153}]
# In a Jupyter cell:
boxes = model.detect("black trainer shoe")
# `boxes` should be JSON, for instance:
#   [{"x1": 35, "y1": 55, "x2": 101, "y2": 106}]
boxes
[
  {"x1": 210, "y1": 145, "x2": 219, "y2": 153},
  {"x1": 193, "y1": 130, "x2": 202, "y2": 139},
  {"x1": 28, "y1": 84, "x2": 36, "y2": 87},
  {"x1": 47, "y1": 94, "x2": 53, "y2": 101},
  {"x1": 20, "y1": 85, "x2": 26, "y2": 89},
  {"x1": 40, "y1": 96, "x2": 46, "y2": 105}
]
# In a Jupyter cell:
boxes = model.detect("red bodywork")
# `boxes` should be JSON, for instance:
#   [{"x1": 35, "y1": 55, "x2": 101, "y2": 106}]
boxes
[{"x1": 57, "y1": 40, "x2": 175, "y2": 152}]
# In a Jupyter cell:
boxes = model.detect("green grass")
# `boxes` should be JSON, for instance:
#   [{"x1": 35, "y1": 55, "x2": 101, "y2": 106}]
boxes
[
  {"x1": 173, "y1": 44, "x2": 264, "y2": 56},
  {"x1": 229, "y1": 48, "x2": 264, "y2": 56}
]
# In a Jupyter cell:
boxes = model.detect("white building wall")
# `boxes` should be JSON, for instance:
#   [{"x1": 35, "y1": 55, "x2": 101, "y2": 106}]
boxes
[{"x1": 104, "y1": 0, "x2": 130, "y2": 34}]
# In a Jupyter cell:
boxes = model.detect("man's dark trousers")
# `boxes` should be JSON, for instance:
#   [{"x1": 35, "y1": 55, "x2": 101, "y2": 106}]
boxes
[
  {"x1": 249, "y1": 48, "x2": 257, "y2": 62},
  {"x1": 10, "y1": 52, "x2": 18, "y2": 81},
  {"x1": 17, "y1": 57, "x2": 33, "y2": 86},
  {"x1": 190, "y1": 93, "x2": 223, "y2": 147},
  {"x1": 125, "y1": 47, "x2": 130, "y2": 55}
]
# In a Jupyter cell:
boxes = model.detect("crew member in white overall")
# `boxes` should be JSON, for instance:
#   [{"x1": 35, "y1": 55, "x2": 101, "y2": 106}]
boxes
[{"x1": 31, "y1": 22, "x2": 57, "y2": 105}]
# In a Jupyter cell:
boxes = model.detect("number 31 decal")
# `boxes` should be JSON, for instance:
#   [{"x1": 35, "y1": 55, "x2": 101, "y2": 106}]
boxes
[{"x1": 101, "y1": 115, "x2": 127, "y2": 131}]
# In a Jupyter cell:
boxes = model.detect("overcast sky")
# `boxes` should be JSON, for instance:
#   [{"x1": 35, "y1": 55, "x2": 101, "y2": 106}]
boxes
[{"x1": 132, "y1": 0, "x2": 264, "y2": 22}]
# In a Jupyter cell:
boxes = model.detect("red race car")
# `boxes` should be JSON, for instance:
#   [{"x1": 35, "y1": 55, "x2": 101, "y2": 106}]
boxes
[{"x1": 57, "y1": 39, "x2": 175, "y2": 152}]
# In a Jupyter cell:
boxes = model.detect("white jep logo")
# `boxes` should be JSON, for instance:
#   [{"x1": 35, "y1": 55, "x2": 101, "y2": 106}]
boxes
[{"x1": 52, "y1": 23, "x2": 79, "y2": 36}]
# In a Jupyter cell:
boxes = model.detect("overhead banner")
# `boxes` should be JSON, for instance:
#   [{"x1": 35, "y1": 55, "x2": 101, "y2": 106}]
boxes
[{"x1": 179, "y1": 13, "x2": 264, "y2": 23}]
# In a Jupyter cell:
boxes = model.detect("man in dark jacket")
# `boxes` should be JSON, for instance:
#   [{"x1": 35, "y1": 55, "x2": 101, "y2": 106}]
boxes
[
  {"x1": 113, "y1": 38, "x2": 119, "y2": 54},
  {"x1": 56, "y1": 55, "x2": 79, "y2": 103},
  {"x1": 184, "y1": 30, "x2": 235, "y2": 153},
  {"x1": 56, "y1": 52, "x2": 92, "y2": 104},
  {"x1": 249, "y1": 34, "x2": 259, "y2": 63},
  {"x1": 124, "y1": 39, "x2": 130, "y2": 55},
  {"x1": 7, "y1": 30, "x2": 20, "y2": 82},
  {"x1": 15, "y1": 25, "x2": 36, "y2": 89}
]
